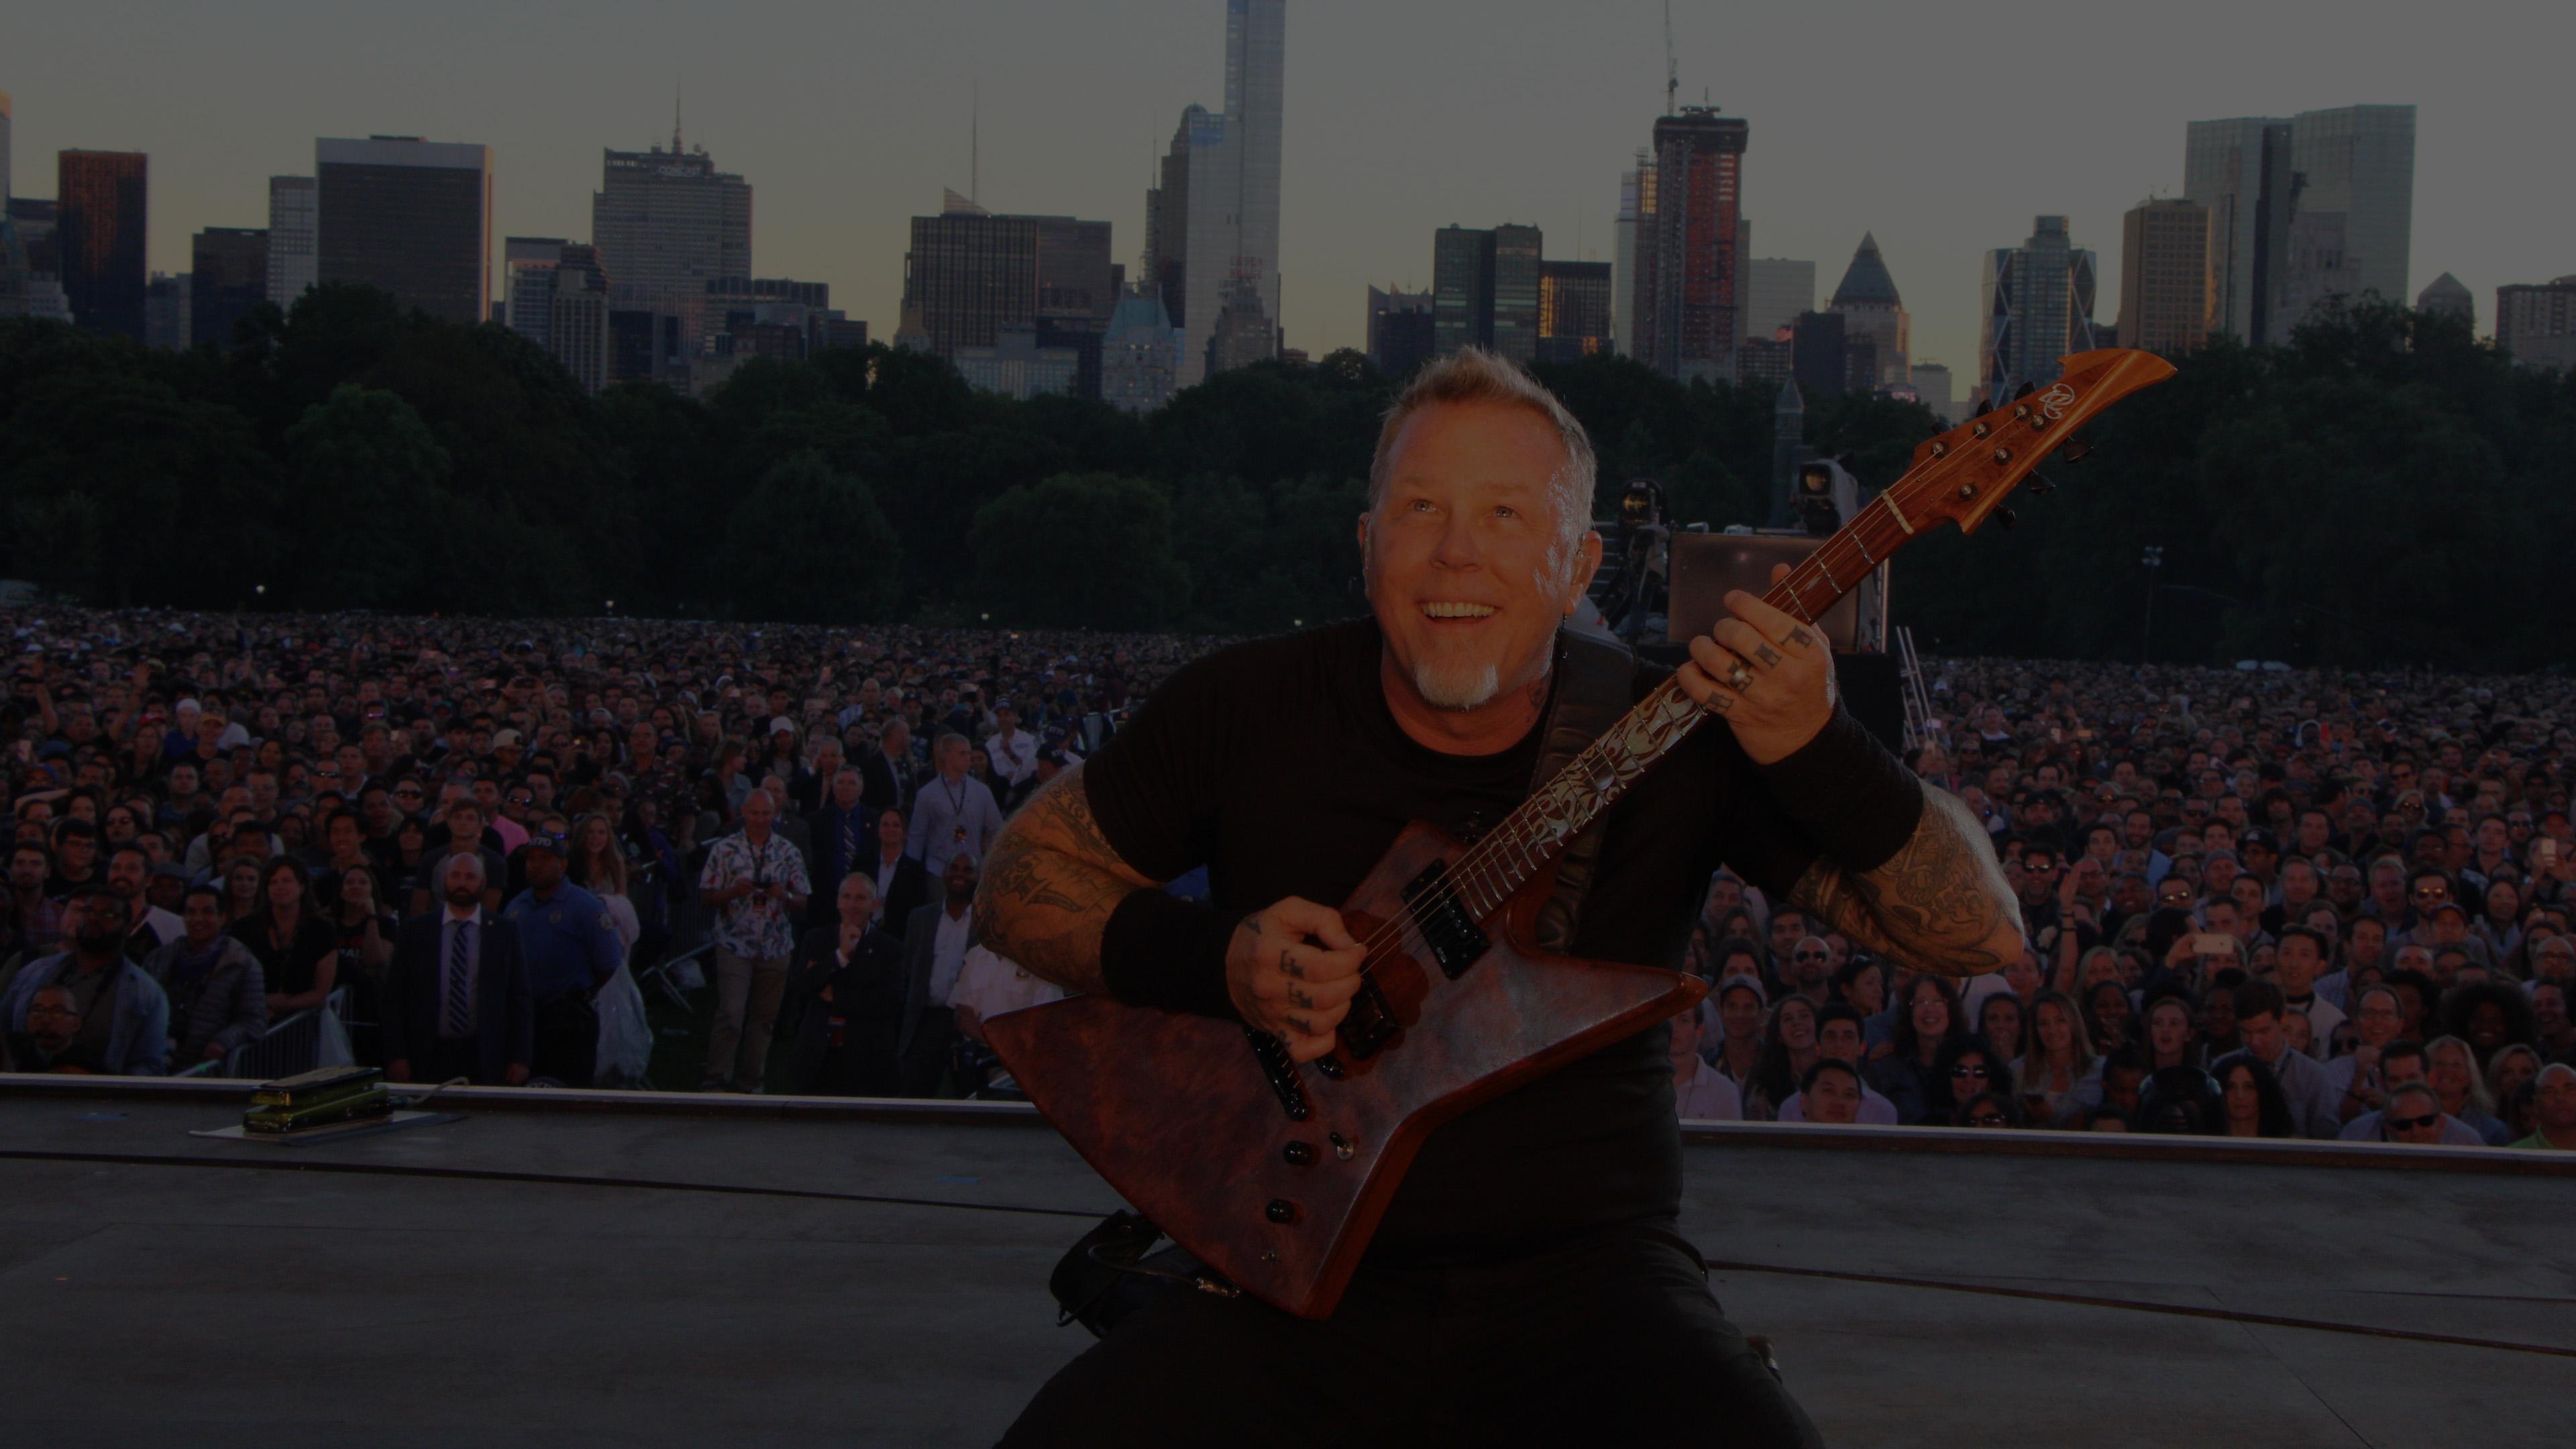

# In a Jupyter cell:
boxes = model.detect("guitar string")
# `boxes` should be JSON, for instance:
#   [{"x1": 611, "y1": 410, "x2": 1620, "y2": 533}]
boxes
[{"x1": 1322, "y1": 369, "x2": 2109, "y2": 1007}]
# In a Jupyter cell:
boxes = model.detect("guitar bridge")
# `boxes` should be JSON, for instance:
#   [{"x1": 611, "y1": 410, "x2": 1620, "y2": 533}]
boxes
[
  {"x1": 1335, "y1": 975, "x2": 1399, "y2": 1061},
  {"x1": 1400, "y1": 859, "x2": 1491, "y2": 981},
  {"x1": 1244, "y1": 1027, "x2": 1311, "y2": 1120}
]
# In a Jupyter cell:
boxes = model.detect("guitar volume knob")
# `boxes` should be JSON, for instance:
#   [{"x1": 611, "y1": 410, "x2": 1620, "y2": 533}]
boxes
[{"x1": 1265, "y1": 1199, "x2": 1300, "y2": 1224}]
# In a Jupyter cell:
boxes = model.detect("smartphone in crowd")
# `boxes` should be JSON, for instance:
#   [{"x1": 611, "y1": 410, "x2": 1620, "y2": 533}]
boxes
[{"x1": 2191, "y1": 933, "x2": 2235, "y2": 955}]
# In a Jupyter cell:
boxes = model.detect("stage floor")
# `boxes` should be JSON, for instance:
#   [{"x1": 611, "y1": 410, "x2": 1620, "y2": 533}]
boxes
[{"x1": 3, "y1": 1078, "x2": 2570, "y2": 1448}]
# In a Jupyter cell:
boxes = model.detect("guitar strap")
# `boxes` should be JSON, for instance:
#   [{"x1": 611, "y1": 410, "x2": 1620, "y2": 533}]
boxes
[{"x1": 1527, "y1": 627, "x2": 1635, "y2": 953}]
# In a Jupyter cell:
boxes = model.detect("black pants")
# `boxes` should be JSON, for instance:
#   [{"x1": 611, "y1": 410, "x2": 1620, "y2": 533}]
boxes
[
  {"x1": 998, "y1": 1219, "x2": 1822, "y2": 1448},
  {"x1": 900, "y1": 1006, "x2": 961, "y2": 1097},
  {"x1": 531, "y1": 994, "x2": 598, "y2": 1087}
]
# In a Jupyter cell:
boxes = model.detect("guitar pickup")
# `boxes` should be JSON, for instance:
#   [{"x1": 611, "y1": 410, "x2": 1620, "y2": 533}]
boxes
[
  {"x1": 1244, "y1": 1027, "x2": 1311, "y2": 1120},
  {"x1": 1335, "y1": 975, "x2": 1400, "y2": 1061},
  {"x1": 1401, "y1": 859, "x2": 1491, "y2": 980}
]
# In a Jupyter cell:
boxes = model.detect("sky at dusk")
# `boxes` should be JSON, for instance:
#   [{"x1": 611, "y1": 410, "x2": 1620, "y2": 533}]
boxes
[{"x1": 5, "y1": 0, "x2": 2568, "y2": 380}]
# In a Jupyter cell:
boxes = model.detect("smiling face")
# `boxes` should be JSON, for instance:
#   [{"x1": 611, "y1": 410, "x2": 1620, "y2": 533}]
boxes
[{"x1": 1360, "y1": 398, "x2": 1599, "y2": 718}]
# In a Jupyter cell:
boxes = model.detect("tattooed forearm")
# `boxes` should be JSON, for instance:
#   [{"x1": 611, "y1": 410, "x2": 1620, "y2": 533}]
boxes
[
  {"x1": 1789, "y1": 786, "x2": 2024, "y2": 978},
  {"x1": 973, "y1": 765, "x2": 1157, "y2": 994}
]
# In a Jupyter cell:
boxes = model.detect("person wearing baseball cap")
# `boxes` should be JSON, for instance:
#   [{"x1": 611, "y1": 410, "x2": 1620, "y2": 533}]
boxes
[{"x1": 502, "y1": 825, "x2": 623, "y2": 1087}]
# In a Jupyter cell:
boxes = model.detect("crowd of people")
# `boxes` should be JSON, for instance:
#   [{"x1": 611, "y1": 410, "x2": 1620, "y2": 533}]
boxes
[
  {"x1": 1675, "y1": 659, "x2": 2576, "y2": 1150},
  {"x1": 2, "y1": 607, "x2": 2570, "y2": 1151},
  {"x1": 0, "y1": 606, "x2": 1203, "y2": 1092}
]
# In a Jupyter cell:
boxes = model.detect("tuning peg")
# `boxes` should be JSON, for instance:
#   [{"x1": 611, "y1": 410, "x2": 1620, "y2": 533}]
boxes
[
  {"x1": 2059, "y1": 437, "x2": 2092, "y2": 464},
  {"x1": 1996, "y1": 507, "x2": 2019, "y2": 530},
  {"x1": 2025, "y1": 474, "x2": 2058, "y2": 495}
]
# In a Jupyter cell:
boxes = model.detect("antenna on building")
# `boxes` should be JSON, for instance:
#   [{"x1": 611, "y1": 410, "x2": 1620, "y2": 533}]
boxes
[
  {"x1": 673, "y1": 78, "x2": 684, "y2": 154},
  {"x1": 1662, "y1": 0, "x2": 1677, "y2": 116},
  {"x1": 971, "y1": 80, "x2": 980, "y2": 205}
]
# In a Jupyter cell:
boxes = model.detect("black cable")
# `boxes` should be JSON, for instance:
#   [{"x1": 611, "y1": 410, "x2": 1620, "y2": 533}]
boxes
[{"x1": 13, "y1": 1144, "x2": 2573, "y2": 1361}]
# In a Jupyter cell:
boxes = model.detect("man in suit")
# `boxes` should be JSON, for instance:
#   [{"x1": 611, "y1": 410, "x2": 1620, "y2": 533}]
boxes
[
  {"x1": 384, "y1": 852, "x2": 533, "y2": 1086},
  {"x1": 859, "y1": 718, "x2": 918, "y2": 819},
  {"x1": 804, "y1": 767, "x2": 876, "y2": 928},
  {"x1": 865, "y1": 808, "x2": 930, "y2": 941},
  {"x1": 898, "y1": 851, "x2": 979, "y2": 1097},
  {"x1": 786, "y1": 873, "x2": 908, "y2": 1095}
]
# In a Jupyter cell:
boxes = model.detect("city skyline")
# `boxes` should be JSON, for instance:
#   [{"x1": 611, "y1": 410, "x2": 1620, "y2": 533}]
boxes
[{"x1": 3, "y1": 1, "x2": 2567, "y2": 382}]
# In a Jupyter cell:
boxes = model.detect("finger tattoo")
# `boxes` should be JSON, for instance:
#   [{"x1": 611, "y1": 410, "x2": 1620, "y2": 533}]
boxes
[
  {"x1": 1282, "y1": 950, "x2": 1303, "y2": 979},
  {"x1": 1284, "y1": 1015, "x2": 1313, "y2": 1035},
  {"x1": 1289, "y1": 985, "x2": 1314, "y2": 1010},
  {"x1": 1787, "y1": 627, "x2": 1815, "y2": 649},
  {"x1": 1754, "y1": 644, "x2": 1783, "y2": 667}
]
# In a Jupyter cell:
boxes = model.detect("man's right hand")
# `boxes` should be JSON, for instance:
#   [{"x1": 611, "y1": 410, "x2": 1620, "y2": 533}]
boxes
[
  {"x1": 1226, "y1": 896, "x2": 1367, "y2": 1063},
  {"x1": 388, "y1": 1059, "x2": 413, "y2": 1083}
]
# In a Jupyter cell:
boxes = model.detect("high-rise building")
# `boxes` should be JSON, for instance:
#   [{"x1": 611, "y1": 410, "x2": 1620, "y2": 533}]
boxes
[
  {"x1": 1978, "y1": 215, "x2": 2098, "y2": 406},
  {"x1": 1145, "y1": 108, "x2": 1201, "y2": 331},
  {"x1": 2116, "y1": 199, "x2": 2212, "y2": 356},
  {"x1": 900, "y1": 194, "x2": 1114, "y2": 393},
  {"x1": 144, "y1": 271, "x2": 190, "y2": 350},
  {"x1": 1537, "y1": 260, "x2": 1611, "y2": 362},
  {"x1": 1613, "y1": 152, "x2": 1650, "y2": 358},
  {"x1": 1788, "y1": 310, "x2": 1874, "y2": 399},
  {"x1": 1102, "y1": 279, "x2": 1183, "y2": 413},
  {"x1": 2416, "y1": 272, "x2": 2471, "y2": 326},
  {"x1": 591, "y1": 139, "x2": 751, "y2": 356},
  {"x1": 189, "y1": 227, "x2": 268, "y2": 349},
  {"x1": 2496, "y1": 277, "x2": 2576, "y2": 373},
  {"x1": 58, "y1": 150, "x2": 149, "y2": 339},
  {"x1": 316, "y1": 136, "x2": 492, "y2": 327},
  {"x1": 1432, "y1": 226, "x2": 1493, "y2": 356},
  {"x1": 1489, "y1": 223, "x2": 1543, "y2": 363},
  {"x1": 502, "y1": 235, "x2": 567, "y2": 350},
  {"x1": 1738, "y1": 256, "x2": 1813, "y2": 347},
  {"x1": 1908, "y1": 362, "x2": 1955, "y2": 424},
  {"x1": 265, "y1": 176, "x2": 316, "y2": 310},
  {"x1": 1646, "y1": 108, "x2": 1748, "y2": 384},
  {"x1": 1366, "y1": 285, "x2": 1434, "y2": 378},
  {"x1": 1205, "y1": 277, "x2": 1276, "y2": 378},
  {"x1": 2186, "y1": 106, "x2": 2414, "y2": 346},
  {"x1": 547, "y1": 244, "x2": 612, "y2": 393},
  {"x1": 956, "y1": 328, "x2": 1081, "y2": 400},
  {"x1": 1825, "y1": 233, "x2": 1908, "y2": 389},
  {"x1": 2272, "y1": 105, "x2": 2416, "y2": 336},
  {"x1": 1169, "y1": 0, "x2": 1285, "y2": 386}
]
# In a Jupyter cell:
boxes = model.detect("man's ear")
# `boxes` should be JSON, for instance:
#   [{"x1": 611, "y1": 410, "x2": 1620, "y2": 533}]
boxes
[{"x1": 1563, "y1": 530, "x2": 1605, "y2": 616}]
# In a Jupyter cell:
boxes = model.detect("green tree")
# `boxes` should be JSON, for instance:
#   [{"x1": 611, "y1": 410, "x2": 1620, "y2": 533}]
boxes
[
  {"x1": 969, "y1": 473, "x2": 1189, "y2": 629},
  {"x1": 280, "y1": 384, "x2": 450, "y2": 608},
  {"x1": 714, "y1": 451, "x2": 903, "y2": 625}
]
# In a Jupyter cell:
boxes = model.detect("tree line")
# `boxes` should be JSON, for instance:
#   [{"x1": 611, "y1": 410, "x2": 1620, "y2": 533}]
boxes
[{"x1": 0, "y1": 286, "x2": 2567, "y2": 666}]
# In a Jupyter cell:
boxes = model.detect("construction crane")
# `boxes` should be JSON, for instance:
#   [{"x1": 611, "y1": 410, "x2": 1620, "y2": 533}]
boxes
[{"x1": 1663, "y1": 0, "x2": 1678, "y2": 115}]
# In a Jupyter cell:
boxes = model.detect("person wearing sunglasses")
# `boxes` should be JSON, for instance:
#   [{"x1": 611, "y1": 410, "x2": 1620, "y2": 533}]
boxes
[{"x1": 2351, "y1": 1081, "x2": 2479, "y2": 1146}]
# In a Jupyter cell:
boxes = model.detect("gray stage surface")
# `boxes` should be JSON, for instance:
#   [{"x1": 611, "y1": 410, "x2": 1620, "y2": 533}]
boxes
[{"x1": 4, "y1": 1076, "x2": 2571, "y2": 1448}]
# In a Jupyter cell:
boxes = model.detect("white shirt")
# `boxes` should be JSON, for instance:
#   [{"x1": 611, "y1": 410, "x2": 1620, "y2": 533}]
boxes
[
  {"x1": 1777, "y1": 1083, "x2": 1900, "y2": 1125},
  {"x1": 2288, "y1": 993, "x2": 2346, "y2": 1061},
  {"x1": 871, "y1": 849, "x2": 903, "y2": 922},
  {"x1": 985, "y1": 729, "x2": 1039, "y2": 788},
  {"x1": 1675, "y1": 1059, "x2": 1743, "y2": 1121},
  {"x1": 927, "y1": 906, "x2": 973, "y2": 1008},
  {"x1": 907, "y1": 772, "x2": 1004, "y2": 869}
]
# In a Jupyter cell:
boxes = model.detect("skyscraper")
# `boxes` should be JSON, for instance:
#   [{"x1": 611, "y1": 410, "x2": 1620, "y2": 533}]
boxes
[
  {"x1": 1826, "y1": 233, "x2": 1908, "y2": 389},
  {"x1": 2273, "y1": 105, "x2": 2416, "y2": 334},
  {"x1": 1537, "y1": 260, "x2": 1612, "y2": 362},
  {"x1": 503, "y1": 235, "x2": 568, "y2": 351},
  {"x1": 1366, "y1": 285, "x2": 1434, "y2": 377},
  {"x1": 315, "y1": 137, "x2": 491, "y2": 326},
  {"x1": 899, "y1": 193, "x2": 1114, "y2": 392},
  {"x1": 1170, "y1": 0, "x2": 1285, "y2": 386},
  {"x1": 1612, "y1": 151, "x2": 1650, "y2": 358},
  {"x1": 1908, "y1": 362, "x2": 1955, "y2": 423},
  {"x1": 2415, "y1": 272, "x2": 2471, "y2": 326},
  {"x1": 1431, "y1": 225, "x2": 1493, "y2": 356},
  {"x1": 1738, "y1": 256, "x2": 1814, "y2": 343},
  {"x1": 547, "y1": 244, "x2": 612, "y2": 393},
  {"x1": 1489, "y1": 223, "x2": 1542, "y2": 363},
  {"x1": 58, "y1": 150, "x2": 149, "y2": 339},
  {"x1": 1978, "y1": 215, "x2": 2098, "y2": 405},
  {"x1": 190, "y1": 227, "x2": 268, "y2": 349},
  {"x1": 1646, "y1": 108, "x2": 1748, "y2": 384},
  {"x1": 2186, "y1": 106, "x2": 2414, "y2": 346},
  {"x1": 591, "y1": 138, "x2": 751, "y2": 355},
  {"x1": 1102, "y1": 278, "x2": 1183, "y2": 413},
  {"x1": 2117, "y1": 198, "x2": 2212, "y2": 356},
  {"x1": 265, "y1": 176, "x2": 316, "y2": 311},
  {"x1": 2496, "y1": 277, "x2": 2576, "y2": 373}
]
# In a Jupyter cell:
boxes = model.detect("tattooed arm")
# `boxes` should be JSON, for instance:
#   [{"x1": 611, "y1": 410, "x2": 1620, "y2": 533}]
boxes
[
  {"x1": 1788, "y1": 785, "x2": 2026, "y2": 978},
  {"x1": 973, "y1": 766, "x2": 1159, "y2": 996}
]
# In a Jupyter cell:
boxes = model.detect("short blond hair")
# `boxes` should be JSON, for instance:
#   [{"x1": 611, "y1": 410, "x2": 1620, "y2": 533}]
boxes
[{"x1": 1366, "y1": 347, "x2": 1597, "y2": 577}]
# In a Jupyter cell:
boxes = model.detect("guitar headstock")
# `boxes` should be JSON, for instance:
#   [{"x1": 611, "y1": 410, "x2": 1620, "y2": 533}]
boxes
[{"x1": 1900, "y1": 349, "x2": 2178, "y2": 535}]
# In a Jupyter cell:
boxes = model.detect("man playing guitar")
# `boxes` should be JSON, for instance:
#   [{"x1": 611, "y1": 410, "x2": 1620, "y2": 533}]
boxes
[{"x1": 978, "y1": 348, "x2": 2023, "y2": 1446}]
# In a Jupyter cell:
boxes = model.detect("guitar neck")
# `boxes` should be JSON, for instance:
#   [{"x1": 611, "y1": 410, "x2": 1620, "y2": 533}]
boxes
[{"x1": 1448, "y1": 492, "x2": 1924, "y2": 920}]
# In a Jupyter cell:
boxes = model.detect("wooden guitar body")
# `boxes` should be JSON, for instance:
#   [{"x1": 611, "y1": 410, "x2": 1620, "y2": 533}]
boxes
[{"x1": 984, "y1": 820, "x2": 1705, "y2": 1320}]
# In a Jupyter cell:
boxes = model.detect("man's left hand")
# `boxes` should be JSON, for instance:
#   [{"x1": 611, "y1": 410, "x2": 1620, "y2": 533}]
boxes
[
  {"x1": 1675, "y1": 566, "x2": 1836, "y2": 765},
  {"x1": 505, "y1": 1063, "x2": 530, "y2": 1086}
]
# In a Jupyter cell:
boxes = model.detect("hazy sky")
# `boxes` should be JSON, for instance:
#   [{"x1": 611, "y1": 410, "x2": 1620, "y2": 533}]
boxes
[{"x1": 5, "y1": 1, "x2": 2569, "y2": 379}]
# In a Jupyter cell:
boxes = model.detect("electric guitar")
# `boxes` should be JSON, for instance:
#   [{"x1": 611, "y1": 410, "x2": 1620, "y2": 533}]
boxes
[{"x1": 986, "y1": 348, "x2": 2178, "y2": 1318}]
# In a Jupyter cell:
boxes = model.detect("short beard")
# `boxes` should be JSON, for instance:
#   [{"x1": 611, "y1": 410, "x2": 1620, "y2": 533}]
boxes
[{"x1": 1410, "y1": 657, "x2": 1503, "y2": 712}]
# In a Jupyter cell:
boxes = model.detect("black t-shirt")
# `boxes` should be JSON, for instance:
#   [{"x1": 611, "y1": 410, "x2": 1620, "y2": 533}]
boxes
[{"x1": 1083, "y1": 619, "x2": 1820, "y2": 1265}]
